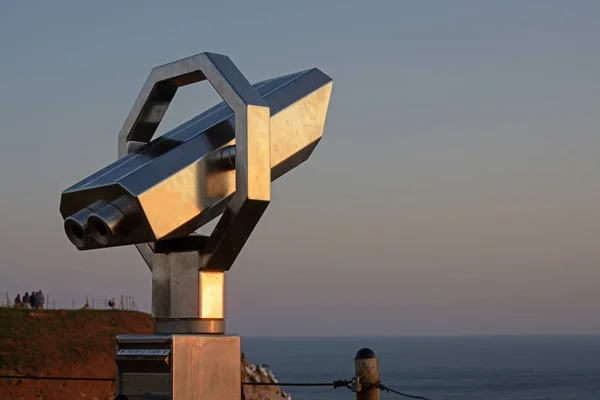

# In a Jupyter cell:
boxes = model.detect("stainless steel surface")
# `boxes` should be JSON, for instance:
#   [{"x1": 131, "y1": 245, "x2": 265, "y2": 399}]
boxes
[
  {"x1": 61, "y1": 51, "x2": 332, "y2": 399},
  {"x1": 136, "y1": 242, "x2": 154, "y2": 271},
  {"x1": 153, "y1": 234, "x2": 209, "y2": 253},
  {"x1": 117, "y1": 349, "x2": 171, "y2": 356},
  {"x1": 154, "y1": 319, "x2": 225, "y2": 334},
  {"x1": 152, "y1": 251, "x2": 225, "y2": 328},
  {"x1": 63, "y1": 200, "x2": 106, "y2": 248},
  {"x1": 121, "y1": 373, "x2": 172, "y2": 396},
  {"x1": 117, "y1": 334, "x2": 173, "y2": 344},
  {"x1": 152, "y1": 251, "x2": 201, "y2": 318},
  {"x1": 88, "y1": 195, "x2": 140, "y2": 245},
  {"x1": 115, "y1": 334, "x2": 241, "y2": 400},
  {"x1": 211, "y1": 145, "x2": 237, "y2": 170},
  {"x1": 172, "y1": 335, "x2": 240, "y2": 400},
  {"x1": 60, "y1": 54, "x2": 333, "y2": 257}
]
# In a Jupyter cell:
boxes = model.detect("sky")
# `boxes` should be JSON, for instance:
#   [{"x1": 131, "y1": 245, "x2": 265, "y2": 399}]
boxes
[{"x1": 0, "y1": 1, "x2": 599, "y2": 336}]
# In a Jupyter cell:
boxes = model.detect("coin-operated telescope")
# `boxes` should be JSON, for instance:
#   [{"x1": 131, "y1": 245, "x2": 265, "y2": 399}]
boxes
[{"x1": 59, "y1": 52, "x2": 332, "y2": 400}]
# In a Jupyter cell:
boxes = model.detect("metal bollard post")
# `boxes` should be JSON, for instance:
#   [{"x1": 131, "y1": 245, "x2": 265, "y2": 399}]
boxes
[{"x1": 355, "y1": 348, "x2": 380, "y2": 400}]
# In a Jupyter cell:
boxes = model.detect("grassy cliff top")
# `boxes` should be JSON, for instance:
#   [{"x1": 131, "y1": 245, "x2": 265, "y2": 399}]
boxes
[{"x1": 0, "y1": 308, "x2": 153, "y2": 375}]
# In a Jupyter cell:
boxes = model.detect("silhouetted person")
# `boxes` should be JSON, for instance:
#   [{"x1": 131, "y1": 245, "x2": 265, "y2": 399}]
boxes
[
  {"x1": 30, "y1": 291, "x2": 37, "y2": 309},
  {"x1": 22, "y1": 292, "x2": 30, "y2": 309},
  {"x1": 14, "y1": 294, "x2": 21, "y2": 308},
  {"x1": 37, "y1": 290, "x2": 45, "y2": 310},
  {"x1": 108, "y1": 299, "x2": 115, "y2": 309}
]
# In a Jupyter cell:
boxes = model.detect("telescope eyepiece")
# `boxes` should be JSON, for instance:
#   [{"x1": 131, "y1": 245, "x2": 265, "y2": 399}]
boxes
[
  {"x1": 64, "y1": 216, "x2": 87, "y2": 248},
  {"x1": 88, "y1": 204, "x2": 122, "y2": 245},
  {"x1": 63, "y1": 200, "x2": 107, "y2": 249},
  {"x1": 87, "y1": 196, "x2": 139, "y2": 246}
]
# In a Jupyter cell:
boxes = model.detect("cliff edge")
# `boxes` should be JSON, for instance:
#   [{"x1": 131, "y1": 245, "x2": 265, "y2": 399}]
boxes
[{"x1": 0, "y1": 308, "x2": 287, "y2": 400}]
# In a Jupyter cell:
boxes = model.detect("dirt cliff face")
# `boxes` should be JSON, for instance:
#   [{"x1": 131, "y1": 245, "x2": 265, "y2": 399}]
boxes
[{"x1": 0, "y1": 308, "x2": 288, "y2": 400}]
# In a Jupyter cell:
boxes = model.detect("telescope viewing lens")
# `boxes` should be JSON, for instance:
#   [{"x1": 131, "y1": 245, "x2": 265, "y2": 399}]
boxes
[
  {"x1": 88, "y1": 214, "x2": 114, "y2": 245},
  {"x1": 94, "y1": 221, "x2": 108, "y2": 238},
  {"x1": 64, "y1": 213, "x2": 92, "y2": 249},
  {"x1": 64, "y1": 218, "x2": 87, "y2": 248},
  {"x1": 62, "y1": 200, "x2": 110, "y2": 249},
  {"x1": 71, "y1": 224, "x2": 84, "y2": 240},
  {"x1": 87, "y1": 197, "x2": 138, "y2": 246}
]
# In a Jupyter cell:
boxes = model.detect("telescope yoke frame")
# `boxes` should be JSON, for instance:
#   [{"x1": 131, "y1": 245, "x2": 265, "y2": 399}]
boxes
[{"x1": 117, "y1": 52, "x2": 271, "y2": 273}]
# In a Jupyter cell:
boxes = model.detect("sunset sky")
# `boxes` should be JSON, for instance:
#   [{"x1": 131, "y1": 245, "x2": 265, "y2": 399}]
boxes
[{"x1": 0, "y1": 1, "x2": 598, "y2": 336}]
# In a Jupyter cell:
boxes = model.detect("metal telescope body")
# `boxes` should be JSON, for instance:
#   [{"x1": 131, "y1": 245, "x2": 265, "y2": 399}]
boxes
[{"x1": 59, "y1": 52, "x2": 332, "y2": 399}]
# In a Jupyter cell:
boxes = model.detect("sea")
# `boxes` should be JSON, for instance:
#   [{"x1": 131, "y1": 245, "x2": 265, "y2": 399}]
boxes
[{"x1": 241, "y1": 336, "x2": 600, "y2": 400}]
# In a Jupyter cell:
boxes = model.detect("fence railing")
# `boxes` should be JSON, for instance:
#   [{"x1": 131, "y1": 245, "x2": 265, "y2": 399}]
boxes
[
  {"x1": 0, "y1": 348, "x2": 429, "y2": 399},
  {"x1": 0, "y1": 292, "x2": 138, "y2": 311}
]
